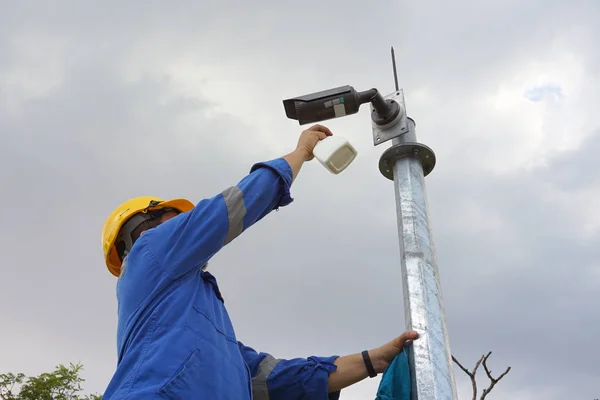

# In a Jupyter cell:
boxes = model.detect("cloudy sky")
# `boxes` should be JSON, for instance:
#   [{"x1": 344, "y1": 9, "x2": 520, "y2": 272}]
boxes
[{"x1": 1, "y1": 1, "x2": 599, "y2": 399}]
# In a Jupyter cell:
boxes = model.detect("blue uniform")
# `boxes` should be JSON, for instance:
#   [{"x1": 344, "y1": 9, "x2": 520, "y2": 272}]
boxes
[{"x1": 103, "y1": 158, "x2": 342, "y2": 399}]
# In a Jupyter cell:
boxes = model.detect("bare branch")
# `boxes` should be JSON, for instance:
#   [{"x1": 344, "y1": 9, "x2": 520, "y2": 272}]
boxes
[
  {"x1": 452, "y1": 355, "x2": 473, "y2": 377},
  {"x1": 452, "y1": 355, "x2": 484, "y2": 400},
  {"x1": 480, "y1": 352, "x2": 511, "y2": 399},
  {"x1": 453, "y1": 352, "x2": 510, "y2": 400}
]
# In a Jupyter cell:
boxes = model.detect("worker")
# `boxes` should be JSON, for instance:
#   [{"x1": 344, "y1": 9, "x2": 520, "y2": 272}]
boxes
[{"x1": 101, "y1": 124, "x2": 419, "y2": 399}]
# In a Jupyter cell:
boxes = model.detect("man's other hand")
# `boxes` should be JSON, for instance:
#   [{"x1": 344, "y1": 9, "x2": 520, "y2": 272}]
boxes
[{"x1": 370, "y1": 330, "x2": 420, "y2": 373}]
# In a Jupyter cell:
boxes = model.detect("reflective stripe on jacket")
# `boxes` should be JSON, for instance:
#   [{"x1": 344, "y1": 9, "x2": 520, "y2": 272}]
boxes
[
  {"x1": 240, "y1": 342, "x2": 341, "y2": 400},
  {"x1": 102, "y1": 158, "x2": 341, "y2": 399}
]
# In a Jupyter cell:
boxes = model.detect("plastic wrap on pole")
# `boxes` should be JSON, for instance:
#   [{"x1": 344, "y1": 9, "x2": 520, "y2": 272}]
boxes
[{"x1": 391, "y1": 144, "x2": 458, "y2": 399}]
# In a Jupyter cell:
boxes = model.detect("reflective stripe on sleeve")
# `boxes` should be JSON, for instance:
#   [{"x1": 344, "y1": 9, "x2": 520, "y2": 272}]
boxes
[
  {"x1": 221, "y1": 186, "x2": 246, "y2": 245},
  {"x1": 252, "y1": 355, "x2": 282, "y2": 400}
]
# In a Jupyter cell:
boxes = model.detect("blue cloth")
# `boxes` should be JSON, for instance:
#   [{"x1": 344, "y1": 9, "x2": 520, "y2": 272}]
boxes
[
  {"x1": 375, "y1": 345, "x2": 412, "y2": 400},
  {"x1": 102, "y1": 158, "x2": 340, "y2": 399}
]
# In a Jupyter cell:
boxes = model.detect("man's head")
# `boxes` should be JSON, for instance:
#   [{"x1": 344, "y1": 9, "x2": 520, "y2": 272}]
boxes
[{"x1": 102, "y1": 196, "x2": 194, "y2": 277}]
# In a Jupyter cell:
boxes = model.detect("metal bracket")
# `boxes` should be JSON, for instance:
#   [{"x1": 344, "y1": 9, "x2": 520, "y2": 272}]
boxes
[
  {"x1": 379, "y1": 142, "x2": 436, "y2": 180},
  {"x1": 371, "y1": 90, "x2": 409, "y2": 146}
]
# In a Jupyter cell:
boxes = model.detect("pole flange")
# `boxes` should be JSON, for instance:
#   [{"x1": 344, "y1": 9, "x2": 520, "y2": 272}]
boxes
[{"x1": 378, "y1": 142, "x2": 436, "y2": 180}]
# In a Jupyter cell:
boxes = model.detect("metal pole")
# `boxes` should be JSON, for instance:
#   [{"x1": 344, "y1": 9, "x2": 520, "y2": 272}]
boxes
[{"x1": 374, "y1": 93, "x2": 458, "y2": 399}]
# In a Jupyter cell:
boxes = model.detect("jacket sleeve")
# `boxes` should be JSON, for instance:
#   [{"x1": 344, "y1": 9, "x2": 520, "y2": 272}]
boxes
[
  {"x1": 238, "y1": 341, "x2": 341, "y2": 400},
  {"x1": 145, "y1": 158, "x2": 294, "y2": 280}
]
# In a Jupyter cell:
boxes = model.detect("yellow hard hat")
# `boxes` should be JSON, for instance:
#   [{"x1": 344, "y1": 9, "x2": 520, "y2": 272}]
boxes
[{"x1": 102, "y1": 196, "x2": 195, "y2": 277}]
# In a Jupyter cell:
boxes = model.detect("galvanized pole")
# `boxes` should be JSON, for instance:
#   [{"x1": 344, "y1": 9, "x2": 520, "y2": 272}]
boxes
[{"x1": 371, "y1": 48, "x2": 458, "y2": 400}]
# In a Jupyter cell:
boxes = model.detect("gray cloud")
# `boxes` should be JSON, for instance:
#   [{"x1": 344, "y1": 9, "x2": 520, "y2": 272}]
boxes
[{"x1": 1, "y1": 1, "x2": 599, "y2": 399}]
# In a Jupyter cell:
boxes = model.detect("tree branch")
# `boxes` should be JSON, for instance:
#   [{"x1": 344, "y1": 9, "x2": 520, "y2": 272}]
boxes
[
  {"x1": 452, "y1": 351, "x2": 510, "y2": 400},
  {"x1": 452, "y1": 355, "x2": 483, "y2": 400},
  {"x1": 480, "y1": 352, "x2": 511, "y2": 399}
]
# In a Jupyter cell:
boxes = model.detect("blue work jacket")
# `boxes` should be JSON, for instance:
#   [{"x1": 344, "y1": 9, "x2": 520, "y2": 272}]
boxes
[{"x1": 103, "y1": 158, "x2": 341, "y2": 399}]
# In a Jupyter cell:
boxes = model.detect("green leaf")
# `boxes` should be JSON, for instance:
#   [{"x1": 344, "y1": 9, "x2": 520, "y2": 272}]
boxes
[{"x1": 0, "y1": 362, "x2": 102, "y2": 400}]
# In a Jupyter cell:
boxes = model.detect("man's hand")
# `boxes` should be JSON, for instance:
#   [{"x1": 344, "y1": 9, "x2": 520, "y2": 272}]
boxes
[
  {"x1": 369, "y1": 330, "x2": 420, "y2": 373},
  {"x1": 283, "y1": 124, "x2": 333, "y2": 181},
  {"x1": 328, "y1": 330, "x2": 420, "y2": 393},
  {"x1": 295, "y1": 124, "x2": 333, "y2": 161}
]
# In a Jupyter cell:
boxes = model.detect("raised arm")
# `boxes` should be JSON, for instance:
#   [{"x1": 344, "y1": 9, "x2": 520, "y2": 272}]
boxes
[
  {"x1": 238, "y1": 331, "x2": 419, "y2": 400},
  {"x1": 144, "y1": 125, "x2": 332, "y2": 280}
]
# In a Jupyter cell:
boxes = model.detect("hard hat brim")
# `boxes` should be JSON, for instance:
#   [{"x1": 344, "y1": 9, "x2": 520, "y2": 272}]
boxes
[{"x1": 157, "y1": 198, "x2": 195, "y2": 214}]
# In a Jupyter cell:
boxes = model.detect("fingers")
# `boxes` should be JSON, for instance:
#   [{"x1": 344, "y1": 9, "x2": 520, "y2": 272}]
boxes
[
  {"x1": 402, "y1": 330, "x2": 420, "y2": 341},
  {"x1": 400, "y1": 331, "x2": 419, "y2": 342},
  {"x1": 307, "y1": 124, "x2": 333, "y2": 137},
  {"x1": 393, "y1": 330, "x2": 420, "y2": 349},
  {"x1": 316, "y1": 131, "x2": 327, "y2": 140}
]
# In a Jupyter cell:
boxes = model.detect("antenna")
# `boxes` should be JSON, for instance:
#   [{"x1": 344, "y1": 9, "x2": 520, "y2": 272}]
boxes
[{"x1": 391, "y1": 46, "x2": 399, "y2": 92}]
